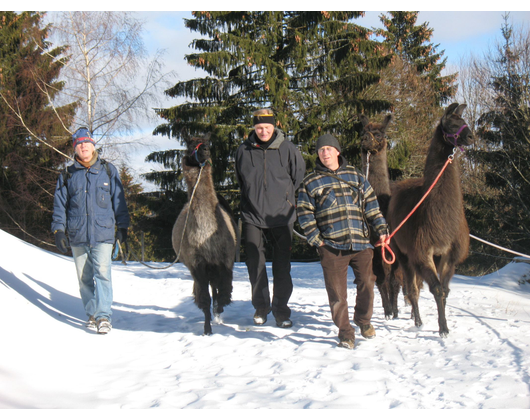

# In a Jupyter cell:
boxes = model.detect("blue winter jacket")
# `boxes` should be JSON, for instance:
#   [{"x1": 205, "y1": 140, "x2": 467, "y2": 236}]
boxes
[{"x1": 51, "y1": 157, "x2": 130, "y2": 247}]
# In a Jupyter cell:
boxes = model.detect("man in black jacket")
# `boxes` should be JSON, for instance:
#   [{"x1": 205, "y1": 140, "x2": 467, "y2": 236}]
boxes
[{"x1": 235, "y1": 109, "x2": 306, "y2": 328}]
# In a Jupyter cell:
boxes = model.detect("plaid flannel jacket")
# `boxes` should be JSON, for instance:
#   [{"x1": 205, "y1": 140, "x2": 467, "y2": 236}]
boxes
[{"x1": 296, "y1": 160, "x2": 388, "y2": 251}]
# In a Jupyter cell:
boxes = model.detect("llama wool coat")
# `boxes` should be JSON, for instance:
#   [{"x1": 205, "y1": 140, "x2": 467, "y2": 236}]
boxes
[
  {"x1": 51, "y1": 157, "x2": 130, "y2": 247},
  {"x1": 235, "y1": 128, "x2": 306, "y2": 228}
]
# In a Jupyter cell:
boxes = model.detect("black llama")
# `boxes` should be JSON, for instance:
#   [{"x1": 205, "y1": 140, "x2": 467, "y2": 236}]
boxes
[
  {"x1": 360, "y1": 114, "x2": 402, "y2": 320},
  {"x1": 386, "y1": 103, "x2": 473, "y2": 337},
  {"x1": 172, "y1": 136, "x2": 237, "y2": 335}
]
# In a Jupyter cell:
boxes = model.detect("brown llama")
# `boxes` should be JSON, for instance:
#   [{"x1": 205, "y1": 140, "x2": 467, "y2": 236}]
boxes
[
  {"x1": 386, "y1": 103, "x2": 473, "y2": 337},
  {"x1": 360, "y1": 114, "x2": 402, "y2": 320},
  {"x1": 172, "y1": 136, "x2": 237, "y2": 335}
]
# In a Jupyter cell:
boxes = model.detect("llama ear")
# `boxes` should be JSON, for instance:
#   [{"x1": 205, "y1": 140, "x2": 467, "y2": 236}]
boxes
[
  {"x1": 382, "y1": 114, "x2": 392, "y2": 129},
  {"x1": 444, "y1": 103, "x2": 460, "y2": 117},
  {"x1": 360, "y1": 115, "x2": 369, "y2": 127},
  {"x1": 454, "y1": 104, "x2": 467, "y2": 117}
]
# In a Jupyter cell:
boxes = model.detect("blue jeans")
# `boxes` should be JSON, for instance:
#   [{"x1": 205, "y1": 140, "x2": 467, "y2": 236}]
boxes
[{"x1": 71, "y1": 243, "x2": 114, "y2": 322}]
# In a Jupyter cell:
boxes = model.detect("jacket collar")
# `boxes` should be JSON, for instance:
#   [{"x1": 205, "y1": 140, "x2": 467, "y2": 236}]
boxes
[
  {"x1": 247, "y1": 128, "x2": 285, "y2": 150},
  {"x1": 315, "y1": 155, "x2": 347, "y2": 173},
  {"x1": 75, "y1": 150, "x2": 99, "y2": 168},
  {"x1": 73, "y1": 153, "x2": 102, "y2": 171}
]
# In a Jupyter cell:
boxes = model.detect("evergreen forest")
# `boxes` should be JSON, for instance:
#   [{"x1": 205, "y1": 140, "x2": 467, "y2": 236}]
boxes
[{"x1": 1, "y1": 11, "x2": 529, "y2": 276}]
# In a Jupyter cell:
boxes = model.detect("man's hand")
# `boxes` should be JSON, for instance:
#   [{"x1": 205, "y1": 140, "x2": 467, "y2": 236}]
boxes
[
  {"x1": 375, "y1": 234, "x2": 389, "y2": 247},
  {"x1": 116, "y1": 228, "x2": 128, "y2": 245},
  {"x1": 375, "y1": 234, "x2": 395, "y2": 264},
  {"x1": 54, "y1": 230, "x2": 69, "y2": 254}
]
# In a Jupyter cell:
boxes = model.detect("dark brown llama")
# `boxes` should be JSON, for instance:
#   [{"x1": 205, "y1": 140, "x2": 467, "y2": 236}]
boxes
[
  {"x1": 386, "y1": 103, "x2": 473, "y2": 337},
  {"x1": 360, "y1": 114, "x2": 402, "y2": 320},
  {"x1": 172, "y1": 136, "x2": 237, "y2": 335}
]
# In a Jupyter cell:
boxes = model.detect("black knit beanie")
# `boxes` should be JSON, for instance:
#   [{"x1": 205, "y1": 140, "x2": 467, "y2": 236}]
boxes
[
  {"x1": 316, "y1": 133, "x2": 341, "y2": 153},
  {"x1": 253, "y1": 113, "x2": 275, "y2": 126}
]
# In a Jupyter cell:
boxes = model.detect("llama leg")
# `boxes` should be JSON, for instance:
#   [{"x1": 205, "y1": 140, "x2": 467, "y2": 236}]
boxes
[
  {"x1": 437, "y1": 254, "x2": 456, "y2": 308},
  {"x1": 376, "y1": 280, "x2": 392, "y2": 320},
  {"x1": 373, "y1": 250, "x2": 393, "y2": 319},
  {"x1": 409, "y1": 276, "x2": 422, "y2": 327},
  {"x1": 393, "y1": 248, "x2": 415, "y2": 321},
  {"x1": 401, "y1": 261, "x2": 422, "y2": 327},
  {"x1": 418, "y1": 263, "x2": 449, "y2": 337},
  {"x1": 211, "y1": 265, "x2": 233, "y2": 319},
  {"x1": 192, "y1": 271, "x2": 213, "y2": 335},
  {"x1": 389, "y1": 263, "x2": 401, "y2": 319},
  {"x1": 211, "y1": 286, "x2": 221, "y2": 323},
  {"x1": 216, "y1": 266, "x2": 233, "y2": 310},
  {"x1": 203, "y1": 308, "x2": 212, "y2": 335}
]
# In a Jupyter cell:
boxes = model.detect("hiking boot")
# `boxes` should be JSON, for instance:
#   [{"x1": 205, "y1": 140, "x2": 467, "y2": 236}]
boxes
[
  {"x1": 354, "y1": 320, "x2": 376, "y2": 339},
  {"x1": 253, "y1": 307, "x2": 271, "y2": 325},
  {"x1": 86, "y1": 316, "x2": 96, "y2": 330},
  {"x1": 275, "y1": 316, "x2": 293, "y2": 328},
  {"x1": 338, "y1": 338, "x2": 355, "y2": 350},
  {"x1": 96, "y1": 318, "x2": 112, "y2": 334}
]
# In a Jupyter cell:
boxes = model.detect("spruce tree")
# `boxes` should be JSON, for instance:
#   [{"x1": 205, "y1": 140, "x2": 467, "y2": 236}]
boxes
[
  {"x1": 150, "y1": 11, "x2": 392, "y2": 193},
  {"x1": 0, "y1": 12, "x2": 75, "y2": 248},
  {"x1": 377, "y1": 11, "x2": 456, "y2": 105},
  {"x1": 470, "y1": 16, "x2": 530, "y2": 256}
]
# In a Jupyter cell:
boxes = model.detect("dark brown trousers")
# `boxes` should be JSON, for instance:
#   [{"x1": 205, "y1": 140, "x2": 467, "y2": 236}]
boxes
[{"x1": 318, "y1": 246, "x2": 376, "y2": 341}]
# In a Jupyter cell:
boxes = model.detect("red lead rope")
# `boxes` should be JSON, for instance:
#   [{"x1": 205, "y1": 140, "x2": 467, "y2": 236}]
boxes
[{"x1": 375, "y1": 152, "x2": 455, "y2": 265}]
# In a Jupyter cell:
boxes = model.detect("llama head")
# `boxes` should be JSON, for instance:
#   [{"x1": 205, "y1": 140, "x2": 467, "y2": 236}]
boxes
[
  {"x1": 183, "y1": 136, "x2": 212, "y2": 167},
  {"x1": 440, "y1": 103, "x2": 474, "y2": 148},
  {"x1": 360, "y1": 114, "x2": 392, "y2": 154}
]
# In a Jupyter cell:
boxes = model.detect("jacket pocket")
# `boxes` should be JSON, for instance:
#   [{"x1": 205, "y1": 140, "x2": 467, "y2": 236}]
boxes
[
  {"x1": 95, "y1": 217, "x2": 115, "y2": 243},
  {"x1": 67, "y1": 216, "x2": 84, "y2": 245},
  {"x1": 96, "y1": 185, "x2": 111, "y2": 209},
  {"x1": 316, "y1": 187, "x2": 337, "y2": 213}
]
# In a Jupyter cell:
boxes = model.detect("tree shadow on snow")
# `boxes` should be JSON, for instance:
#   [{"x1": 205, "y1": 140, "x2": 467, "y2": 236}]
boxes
[
  {"x1": 0, "y1": 267, "x2": 88, "y2": 331},
  {"x1": 1, "y1": 266, "x2": 360, "y2": 347}
]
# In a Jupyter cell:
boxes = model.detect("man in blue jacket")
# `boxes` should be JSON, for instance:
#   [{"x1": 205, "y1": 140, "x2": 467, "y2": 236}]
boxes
[
  {"x1": 235, "y1": 109, "x2": 306, "y2": 328},
  {"x1": 51, "y1": 127, "x2": 130, "y2": 334}
]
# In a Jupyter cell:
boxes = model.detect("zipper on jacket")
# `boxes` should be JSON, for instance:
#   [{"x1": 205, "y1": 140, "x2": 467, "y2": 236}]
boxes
[
  {"x1": 85, "y1": 168, "x2": 90, "y2": 245},
  {"x1": 330, "y1": 169, "x2": 357, "y2": 249},
  {"x1": 263, "y1": 148, "x2": 267, "y2": 191}
]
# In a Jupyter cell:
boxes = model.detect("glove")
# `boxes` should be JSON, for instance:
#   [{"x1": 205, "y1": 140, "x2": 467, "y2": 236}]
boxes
[
  {"x1": 375, "y1": 234, "x2": 389, "y2": 247},
  {"x1": 54, "y1": 230, "x2": 69, "y2": 254},
  {"x1": 116, "y1": 228, "x2": 128, "y2": 245}
]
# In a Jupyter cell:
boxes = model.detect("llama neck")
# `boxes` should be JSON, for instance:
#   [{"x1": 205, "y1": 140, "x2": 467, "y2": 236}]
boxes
[
  {"x1": 184, "y1": 165, "x2": 218, "y2": 209},
  {"x1": 362, "y1": 148, "x2": 391, "y2": 196},
  {"x1": 423, "y1": 131, "x2": 461, "y2": 196}
]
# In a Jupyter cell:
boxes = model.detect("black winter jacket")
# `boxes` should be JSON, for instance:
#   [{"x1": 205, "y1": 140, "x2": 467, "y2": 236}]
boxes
[{"x1": 235, "y1": 129, "x2": 306, "y2": 228}]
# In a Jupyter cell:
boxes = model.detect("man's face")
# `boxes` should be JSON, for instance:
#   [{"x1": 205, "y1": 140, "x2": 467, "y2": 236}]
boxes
[
  {"x1": 75, "y1": 141, "x2": 95, "y2": 163},
  {"x1": 318, "y1": 146, "x2": 340, "y2": 171},
  {"x1": 254, "y1": 123, "x2": 275, "y2": 142}
]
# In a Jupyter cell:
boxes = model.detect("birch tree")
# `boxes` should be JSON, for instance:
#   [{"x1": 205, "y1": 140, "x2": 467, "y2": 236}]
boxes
[{"x1": 51, "y1": 11, "x2": 171, "y2": 144}]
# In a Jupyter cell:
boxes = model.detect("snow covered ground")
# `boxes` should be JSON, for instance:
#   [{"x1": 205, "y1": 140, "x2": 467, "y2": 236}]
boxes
[{"x1": 1, "y1": 228, "x2": 530, "y2": 410}]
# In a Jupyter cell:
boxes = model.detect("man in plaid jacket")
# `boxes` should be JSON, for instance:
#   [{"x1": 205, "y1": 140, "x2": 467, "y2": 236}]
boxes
[{"x1": 297, "y1": 134, "x2": 389, "y2": 349}]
